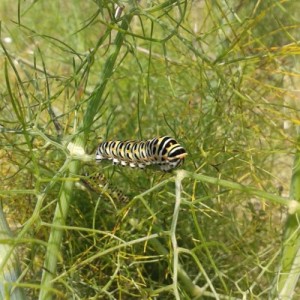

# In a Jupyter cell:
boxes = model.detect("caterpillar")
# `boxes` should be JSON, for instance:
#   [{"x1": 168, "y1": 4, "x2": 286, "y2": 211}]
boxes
[
  {"x1": 95, "y1": 136, "x2": 187, "y2": 171},
  {"x1": 80, "y1": 173, "x2": 129, "y2": 202}
]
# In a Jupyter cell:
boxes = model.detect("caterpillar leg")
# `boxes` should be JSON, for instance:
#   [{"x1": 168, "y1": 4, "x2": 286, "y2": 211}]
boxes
[{"x1": 96, "y1": 154, "x2": 104, "y2": 160}]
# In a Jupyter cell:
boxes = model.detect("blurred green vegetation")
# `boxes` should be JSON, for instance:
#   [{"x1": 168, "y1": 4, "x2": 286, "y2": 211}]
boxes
[{"x1": 0, "y1": 0, "x2": 300, "y2": 299}]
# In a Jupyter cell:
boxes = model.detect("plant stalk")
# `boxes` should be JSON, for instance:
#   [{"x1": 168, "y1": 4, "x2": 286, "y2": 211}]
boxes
[
  {"x1": 270, "y1": 135, "x2": 300, "y2": 299},
  {"x1": 38, "y1": 12, "x2": 133, "y2": 300}
]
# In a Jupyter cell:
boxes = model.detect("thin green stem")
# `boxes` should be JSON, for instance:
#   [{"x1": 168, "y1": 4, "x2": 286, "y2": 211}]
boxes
[
  {"x1": 178, "y1": 170, "x2": 298, "y2": 212},
  {"x1": 170, "y1": 172, "x2": 182, "y2": 300}
]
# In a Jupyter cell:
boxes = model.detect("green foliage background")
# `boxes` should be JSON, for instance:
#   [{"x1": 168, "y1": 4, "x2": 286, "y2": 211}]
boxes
[{"x1": 0, "y1": 0, "x2": 299, "y2": 299}]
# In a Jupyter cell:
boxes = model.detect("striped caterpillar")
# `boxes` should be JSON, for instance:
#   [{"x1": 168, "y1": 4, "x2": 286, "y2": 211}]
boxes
[
  {"x1": 95, "y1": 136, "x2": 187, "y2": 171},
  {"x1": 80, "y1": 173, "x2": 129, "y2": 202}
]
